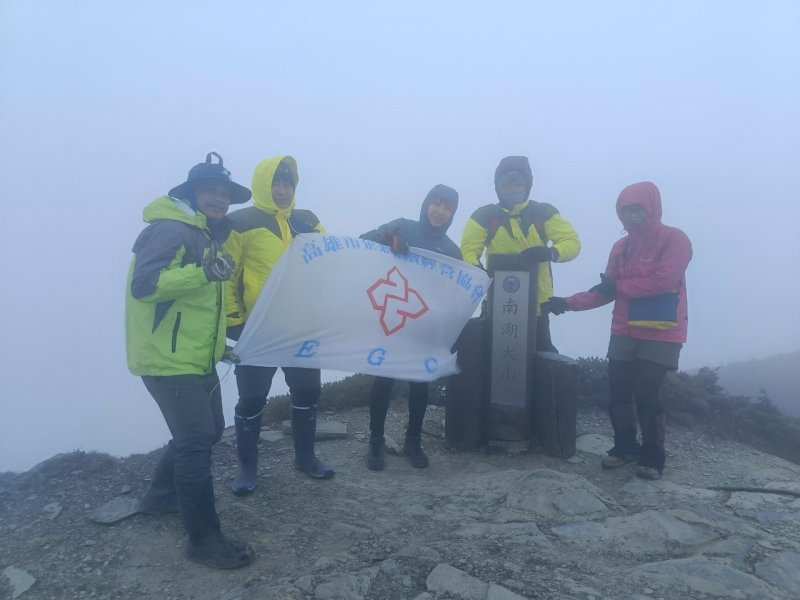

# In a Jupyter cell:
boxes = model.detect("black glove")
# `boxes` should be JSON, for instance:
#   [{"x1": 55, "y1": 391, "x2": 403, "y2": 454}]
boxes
[
  {"x1": 589, "y1": 273, "x2": 616, "y2": 299},
  {"x1": 221, "y1": 345, "x2": 241, "y2": 364},
  {"x1": 542, "y1": 297, "x2": 569, "y2": 315},
  {"x1": 520, "y1": 246, "x2": 555, "y2": 266},
  {"x1": 203, "y1": 251, "x2": 235, "y2": 282},
  {"x1": 227, "y1": 324, "x2": 244, "y2": 341},
  {"x1": 388, "y1": 232, "x2": 410, "y2": 255}
]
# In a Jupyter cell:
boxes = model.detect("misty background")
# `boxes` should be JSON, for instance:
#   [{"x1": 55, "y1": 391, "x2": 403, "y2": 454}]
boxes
[{"x1": 1, "y1": 1, "x2": 798, "y2": 472}]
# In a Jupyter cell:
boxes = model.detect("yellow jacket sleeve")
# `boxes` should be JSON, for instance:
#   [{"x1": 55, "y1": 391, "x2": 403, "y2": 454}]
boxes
[
  {"x1": 460, "y1": 218, "x2": 489, "y2": 267},
  {"x1": 224, "y1": 231, "x2": 246, "y2": 326},
  {"x1": 544, "y1": 214, "x2": 581, "y2": 263}
]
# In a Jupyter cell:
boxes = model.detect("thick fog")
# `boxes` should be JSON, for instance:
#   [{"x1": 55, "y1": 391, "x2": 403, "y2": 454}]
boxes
[{"x1": 1, "y1": 1, "x2": 798, "y2": 472}]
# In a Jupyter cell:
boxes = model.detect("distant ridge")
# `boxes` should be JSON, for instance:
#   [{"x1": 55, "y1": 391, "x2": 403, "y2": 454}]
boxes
[{"x1": 717, "y1": 350, "x2": 800, "y2": 417}]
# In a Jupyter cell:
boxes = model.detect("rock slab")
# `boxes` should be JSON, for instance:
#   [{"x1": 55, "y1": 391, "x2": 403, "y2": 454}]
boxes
[
  {"x1": 2, "y1": 567, "x2": 36, "y2": 599},
  {"x1": 755, "y1": 551, "x2": 800, "y2": 596},
  {"x1": 426, "y1": 564, "x2": 489, "y2": 600},
  {"x1": 632, "y1": 557, "x2": 777, "y2": 599},
  {"x1": 88, "y1": 496, "x2": 141, "y2": 524}
]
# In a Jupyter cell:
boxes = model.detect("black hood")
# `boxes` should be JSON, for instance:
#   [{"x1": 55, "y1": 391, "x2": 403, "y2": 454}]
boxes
[
  {"x1": 494, "y1": 155, "x2": 533, "y2": 208},
  {"x1": 420, "y1": 184, "x2": 459, "y2": 234}
]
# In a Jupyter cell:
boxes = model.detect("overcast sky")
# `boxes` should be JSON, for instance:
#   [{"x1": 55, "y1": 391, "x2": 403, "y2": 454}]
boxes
[{"x1": 1, "y1": 1, "x2": 798, "y2": 471}]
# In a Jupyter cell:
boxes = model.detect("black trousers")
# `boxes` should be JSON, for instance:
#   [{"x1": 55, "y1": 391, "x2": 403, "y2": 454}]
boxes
[
  {"x1": 536, "y1": 314, "x2": 558, "y2": 353},
  {"x1": 142, "y1": 374, "x2": 224, "y2": 543},
  {"x1": 234, "y1": 365, "x2": 321, "y2": 417},
  {"x1": 369, "y1": 377, "x2": 428, "y2": 439},
  {"x1": 607, "y1": 359, "x2": 668, "y2": 471}
]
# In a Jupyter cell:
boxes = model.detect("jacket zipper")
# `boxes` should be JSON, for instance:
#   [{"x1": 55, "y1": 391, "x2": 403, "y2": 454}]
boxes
[
  {"x1": 171, "y1": 312, "x2": 182, "y2": 353},
  {"x1": 208, "y1": 237, "x2": 223, "y2": 373},
  {"x1": 209, "y1": 280, "x2": 222, "y2": 372}
]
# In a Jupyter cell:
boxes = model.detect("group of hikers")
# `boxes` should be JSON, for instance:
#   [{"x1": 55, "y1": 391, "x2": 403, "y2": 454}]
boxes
[{"x1": 125, "y1": 152, "x2": 692, "y2": 569}]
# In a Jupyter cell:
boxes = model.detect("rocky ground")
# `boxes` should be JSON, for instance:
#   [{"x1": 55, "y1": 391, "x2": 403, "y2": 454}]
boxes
[{"x1": 2, "y1": 403, "x2": 800, "y2": 600}]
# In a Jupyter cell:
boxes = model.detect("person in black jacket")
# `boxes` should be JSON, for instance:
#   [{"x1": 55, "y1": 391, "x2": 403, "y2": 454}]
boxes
[{"x1": 360, "y1": 184, "x2": 461, "y2": 470}]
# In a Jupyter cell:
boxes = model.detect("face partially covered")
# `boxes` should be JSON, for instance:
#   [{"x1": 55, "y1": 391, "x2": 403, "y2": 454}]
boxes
[
  {"x1": 426, "y1": 197, "x2": 456, "y2": 228},
  {"x1": 194, "y1": 183, "x2": 232, "y2": 220},
  {"x1": 496, "y1": 170, "x2": 530, "y2": 209},
  {"x1": 619, "y1": 203, "x2": 648, "y2": 230}
]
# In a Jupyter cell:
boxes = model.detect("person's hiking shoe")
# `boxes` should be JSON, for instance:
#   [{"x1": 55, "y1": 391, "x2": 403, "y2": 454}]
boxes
[
  {"x1": 404, "y1": 435, "x2": 429, "y2": 469},
  {"x1": 367, "y1": 437, "x2": 386, "y2": 471},
  {"x1": 601, "y1": 454, "x2": 637, "y2": 469},
  {"x1": 295, "y1": 456, "x2": 335, "y2": 479},
  {"x1": 636, "y1": 466, "x2": 662, "y2": 480},
  {"x1": 186, "y1": 532, "x2": 255, "y2": 570}
]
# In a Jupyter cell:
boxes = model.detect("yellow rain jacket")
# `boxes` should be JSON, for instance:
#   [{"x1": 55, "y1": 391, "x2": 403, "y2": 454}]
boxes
[
  {"x1": 461, "y1": 200, "x2": 580, "y2": 310},
  {"x1": 224, "y1": 156, "x2": 324, "y2": 326}
]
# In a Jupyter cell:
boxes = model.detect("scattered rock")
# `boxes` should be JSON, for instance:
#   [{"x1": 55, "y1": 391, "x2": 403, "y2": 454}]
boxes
[
  {"x1": 426, "y1": 564, "x2": 489, "y2": 600},
  {"x1": 454, "y1": 522, "x2": 552, "y2": 549},
  {"x1": 119, "y1": 484, "x2": 132, "y2": 495},
  {"x1": 314, "y1": 571, "x2": 374, "y2": 600},
  {"x1": 330, "y1": 521, "x2": 371, "y2": 537},
  {"x1": 282, "y1": 420, "x2": 348, "y2": 440},
  {"x1": 755, "y1": 551, "x2": 800, "y2": 596},
  {"x1": 42, "y1": 502, "x2": 62, "y2": 520},
  {"x1": 380, "y1": 559, "x2": 401, "y2": 576},
  {"x1": 631, "y1": 557, "x2": 777, "y2": 598},
  {"x1": 2, "y1": 566, "x2": 36, "y2": 599},
  {"x1": 621, "y1": 478, "x2": 722, "y2": 507},
  {"x1": 487, "y1": 583, "x2": 529, "y2": 600},
  {"x1": 221, "y1": 427, "x2": 237, "y2": 445},
  {"x1": 260, "y1": 430, "x2": 285, "y2": 443},
  {"x1": 502, "y1": 469, "x2": 611, "y2": 520},
  {"x1": 294, "y1": 575, "x2": 314, "y2": 594},
  {"x1": 552, "y1": 510, "x2": 719, "y2": 556},
  {"x1": 697, "y1": 536, "x2": 755, "y2": 566},
  {"x1": 88, "y1": 496, "x2": 141, "y2": 524},
  {"x1": 384, "y1": 434, "x2": 402, "y2": 455},
  {"x1": 575, "y1": 434, "x2": 613, "y2": 456},
  {"x1": 396, "y1": 544, "x2": 442, "y2": 563},
  {"x1": 315, "y1": 420, "x2": 349, "y2": 440},
  {"x1": 726, "y1": 491, "x2": 797, "y2": 512}
]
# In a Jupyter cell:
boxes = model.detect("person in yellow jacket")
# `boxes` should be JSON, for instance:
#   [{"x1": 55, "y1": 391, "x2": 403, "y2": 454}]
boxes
[
  {"x1": 225, "y1": 156, "x2": 334, "y2": 494},
  {"x1": 461, "y1": 156, "x2": 581, "y2": 350}
]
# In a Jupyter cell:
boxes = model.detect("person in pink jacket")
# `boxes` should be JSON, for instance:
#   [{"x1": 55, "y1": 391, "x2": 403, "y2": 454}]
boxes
[{"x1": 544, "y1": 181, "x2": 692, "y2": 480}]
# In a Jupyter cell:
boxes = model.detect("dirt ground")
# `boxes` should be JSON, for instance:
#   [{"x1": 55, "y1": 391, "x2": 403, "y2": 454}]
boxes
[{"x1": 2, "y1": 403, "x2": 800, "y2": 600}]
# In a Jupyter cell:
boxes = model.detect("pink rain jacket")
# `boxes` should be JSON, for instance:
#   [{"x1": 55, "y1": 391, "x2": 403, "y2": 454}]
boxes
[{"x1": 567, "y1": 182, "x2": 693, "y2": 343}]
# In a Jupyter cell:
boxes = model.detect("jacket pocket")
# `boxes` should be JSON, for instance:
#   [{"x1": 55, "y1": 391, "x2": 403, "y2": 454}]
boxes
[
  {"x1": 171, "y1": 311, "x2": 182, "y2": 353},
  {"x1": 628, "y1": 293, "x2": 679, "y2": 330}
]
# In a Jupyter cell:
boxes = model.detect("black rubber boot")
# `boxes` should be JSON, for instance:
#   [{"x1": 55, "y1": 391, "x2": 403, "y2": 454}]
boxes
[
  {"x1": 404, "y1": 433, "x2": 429, "y2": 469},
  {"x1": 366, "y1": 436, "x2": 385, "y2": 471},
  {"x1": 139, "y1": 444, "x2": 179, "y2": 515},
  {"x1": 292, "y1": 406, "x2": 335, "y2": 480},
  {"x1": 186, "y1": 530, "x2": 255, "y2": 570},
  {"x1": 231, "y1": 410, "x2": 262, "y2": 497}
]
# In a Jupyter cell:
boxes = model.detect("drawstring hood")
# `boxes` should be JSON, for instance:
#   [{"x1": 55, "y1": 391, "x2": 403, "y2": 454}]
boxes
[
  {"x1": 251, "y1": 156, "x2": 299, "y2": 219},
  {"x1": 419, "y1": 184, "x2": 459, "y2": 237},
  {"x1": 617, "y1": 181, "x2": 663, "y2": 234}
]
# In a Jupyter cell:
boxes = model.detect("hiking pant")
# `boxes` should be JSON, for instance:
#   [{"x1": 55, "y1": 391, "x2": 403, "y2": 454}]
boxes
[
  {"x1": 607, "y1": 359, "x2": 669, "y2": 472},
  {"x1": 369, "y1": 377, "x2": 428, "y2": 440},
  {"x1": 142, "y1": 374, "x2": 225, "y2": 543},
  {"x1": 234, "y1": 365, "x2": 321, "y2": 418},
  {"x1": 536, "y1": 314, "x2": 558, "y2": 353}
]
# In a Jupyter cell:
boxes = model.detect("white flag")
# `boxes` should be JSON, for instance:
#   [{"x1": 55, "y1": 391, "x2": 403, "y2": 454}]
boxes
[{"x1": 234, "y1": 233, "x2": 490, "y2": 382}]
